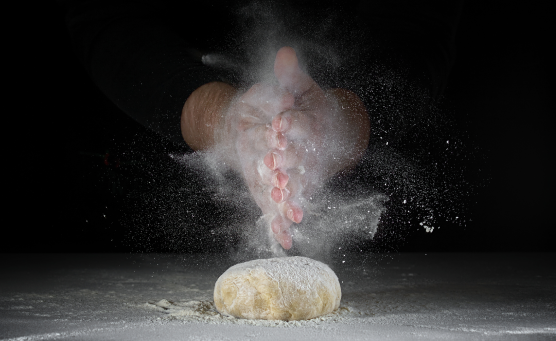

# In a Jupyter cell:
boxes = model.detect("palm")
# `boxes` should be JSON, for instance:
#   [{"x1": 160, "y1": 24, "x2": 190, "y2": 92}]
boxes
[{"x1": 225, "y1": 47, "x2": 367, "y2": 250}]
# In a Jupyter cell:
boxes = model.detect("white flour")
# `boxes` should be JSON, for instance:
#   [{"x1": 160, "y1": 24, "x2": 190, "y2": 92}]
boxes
[
  {"x1": 219, "y1": 257, "x2": 338, "y2": 293},
  {"x1": 3, "y1": 254, "x2": 556, "y2": 340},
  {"x1": 147, "y1": 257, "x2": 346, "y2": 325},
  {"x1": 144, "y1": 299, "x2": 353, "y2": 327}
]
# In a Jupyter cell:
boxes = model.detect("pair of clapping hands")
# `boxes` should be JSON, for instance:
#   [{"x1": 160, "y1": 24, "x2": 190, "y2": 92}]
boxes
[{"x1": 182, "y1": 47, "x2": 370, "y2": 249}]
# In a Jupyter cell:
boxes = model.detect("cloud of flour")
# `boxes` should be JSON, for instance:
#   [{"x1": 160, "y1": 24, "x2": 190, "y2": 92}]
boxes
[
  {"x1": 126, "y1": 0, "x2": 480, "y2": 260},
  {"x1": 193, "y1": 1, "x2": 391, "y2": 261}
]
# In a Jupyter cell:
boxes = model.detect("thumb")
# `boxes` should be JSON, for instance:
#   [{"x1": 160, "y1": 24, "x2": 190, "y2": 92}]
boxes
[{"x1": 274, "y1": 47, "x2": 313, "y2": 94}]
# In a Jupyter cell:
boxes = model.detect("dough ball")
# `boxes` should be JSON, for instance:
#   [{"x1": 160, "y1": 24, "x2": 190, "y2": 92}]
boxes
[{"x1": 214, "y1": 256, "x2": 341, "y2": 321}]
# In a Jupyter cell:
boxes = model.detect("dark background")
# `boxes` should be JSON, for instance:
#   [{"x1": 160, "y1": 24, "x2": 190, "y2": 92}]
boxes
[{"x1": 7, "y1": 0, "x2": 554, "y2": 253}]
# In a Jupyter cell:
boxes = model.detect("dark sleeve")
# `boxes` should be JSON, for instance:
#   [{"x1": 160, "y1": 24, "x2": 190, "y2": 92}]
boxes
[
  {"x1": 59, "y1": 0, "x2": 235, "y2": 147},
  {"x1": 299, "y1": 0, "x2": 463, "y2": 103},
  {"x1": 357, "y1": 0, "x2": 464, "y2": 100},
  {"x1": 316, "y1": 0, "x2": 464, "y2": 152}
]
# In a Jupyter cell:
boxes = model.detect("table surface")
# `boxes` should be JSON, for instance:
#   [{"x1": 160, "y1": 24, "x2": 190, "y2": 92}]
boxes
[{"x1": 1, "y1": 253, "x2": 555, "y2": 340}]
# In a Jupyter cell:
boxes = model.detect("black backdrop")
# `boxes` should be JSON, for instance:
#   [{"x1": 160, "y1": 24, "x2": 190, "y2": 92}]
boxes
[{"x1": 7, "y1": 0, "x2": 554, "y2": 253}]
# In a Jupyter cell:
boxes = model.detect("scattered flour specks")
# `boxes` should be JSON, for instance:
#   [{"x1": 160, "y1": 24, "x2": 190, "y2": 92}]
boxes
[{"x1": 144, "y1": 299, "x2": 355, "y2": 327}]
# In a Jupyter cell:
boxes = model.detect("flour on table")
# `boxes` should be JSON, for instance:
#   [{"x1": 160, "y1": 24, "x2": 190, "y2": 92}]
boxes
[{"x1": 144, "y1": 299, "x2": 352, "y2": 327}]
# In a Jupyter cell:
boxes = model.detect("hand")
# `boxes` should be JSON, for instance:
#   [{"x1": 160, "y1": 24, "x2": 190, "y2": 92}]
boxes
[
  {"x1": 225, "y1": 47, "x2": 370, "y2": 249},
  {"x1": 224, "y1": 81, "x2": 299, "y2": 249},
  {"x1": 182, "y1": 47, "x2": 370, "y2": 250}
]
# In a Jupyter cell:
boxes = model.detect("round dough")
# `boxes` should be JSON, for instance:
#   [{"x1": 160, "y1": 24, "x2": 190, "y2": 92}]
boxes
[{"x1": 213, "y1": 256, "x2": 341, "y2": 321}]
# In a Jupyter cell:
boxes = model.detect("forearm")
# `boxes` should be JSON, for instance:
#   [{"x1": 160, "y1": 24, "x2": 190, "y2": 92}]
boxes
[
  {"x1": 321, "y1": 88, "x2": 370, "y2": 177},
  {"x1": 180, "y1": 83, "x2": 370, "y2": 177},
  {"x1": 357, "y1": 0, "x2": 464, "y2": 100},
  {"x1": 181, "y1": 82, "x2": 238, "y2": 151},
  {"x1": 61, "y1": 0, "x2": 232, "y2": 145}
]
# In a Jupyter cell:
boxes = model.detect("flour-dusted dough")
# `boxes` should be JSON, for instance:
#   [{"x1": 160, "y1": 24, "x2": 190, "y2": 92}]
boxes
[{"x1": 214, "y1": 256, "x2": 341, "y2": 321}]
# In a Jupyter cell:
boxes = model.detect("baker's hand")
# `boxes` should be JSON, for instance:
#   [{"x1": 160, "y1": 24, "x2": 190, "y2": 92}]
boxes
[
  {"x1": 182, "y1": 47, "x2": 370, "y2": 250},
  {"x1": 224, "y1": 81, "x2": 298, "y2": 249},
  {"x1": 227, "y1": 47, "x2": 370, "y2": 249}
]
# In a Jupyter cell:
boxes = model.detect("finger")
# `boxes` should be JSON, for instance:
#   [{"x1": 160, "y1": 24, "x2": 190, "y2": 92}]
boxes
[
  {"x1": 274, "y1": 47, "x2": 314, "y2": 95},
  {"x1": 236, "y1": 114, "x2": 287, "y2": 154},
  {"x1": 232, "y1": 102, "x2": 266, "y2": 131},
  {"x1": 271, "y1": 187, "x2": 290, "y2": 203},
  {"x1": 271, "y1": 112, "x2": 291, "y2": 133},
  {"x1": 237, "y1": 124, "x2": 273, "y2": 153},
  {"x1": 263, "y1": 146, "x2": 305, "y2": 171},
  {"x1": 240, "y1": 83, "x2": 294, "y2": 118},
  {"x1": 271, "y1": 216, "x2": 293, "y2": 249},
  {"x1": 266, "y1": 129, "x2": 287, "y2": 150},
  {"x1": 275, "y1": 230, "x2": 293, "y2": 250},
  {"x1": 272, "y1": 170, "x2": 289, "y2": 189},
  {"x1": 238, "y1": 160, "x2": 273, "y2": 196},
  {"x1": 284, "y1": 201, "x2": 303, "y2": 224},
  {"x1": 271, "y1": 110, "x2": 322, "y2": 142},
  {"x1": 267, "y1": 86, "x2": 295, "y2": 114},
  {"x1": 263, "y1": 151, "x2": 283, "y2": 171},
  {"x1": 271, "y1": 215, "x2": 291, "y2": 234},
  {"x1": 271, "y1": 169, "x2": 305, "y2": 203},
  {"x1": 240, "y1": 83, "x2": 270, "y2": 105}
]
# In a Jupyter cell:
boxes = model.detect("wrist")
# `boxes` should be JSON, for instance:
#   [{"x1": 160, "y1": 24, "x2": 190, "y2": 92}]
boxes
[
  {"x1": 325, "y1": 88, "x2": 370, "y2": 174},
  {"x1": 181, "y1": 82, "x2": 237, "y2": 151}
]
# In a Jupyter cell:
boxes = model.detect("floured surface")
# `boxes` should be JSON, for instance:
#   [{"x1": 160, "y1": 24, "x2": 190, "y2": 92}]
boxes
[{"x1": 1, "y1": 253, "x2": 555, "y2": 340}]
